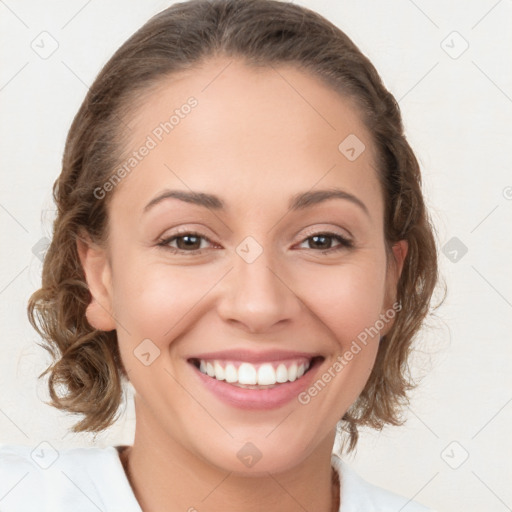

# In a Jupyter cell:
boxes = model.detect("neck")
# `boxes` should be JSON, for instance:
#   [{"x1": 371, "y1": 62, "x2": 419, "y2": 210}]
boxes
[{"x1": 122, "y1": 396, "x2": 339, "y2": 512}]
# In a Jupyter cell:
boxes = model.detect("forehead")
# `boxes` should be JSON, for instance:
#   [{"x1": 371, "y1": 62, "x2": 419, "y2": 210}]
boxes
[{"x1": 110, "y1": 57, "x2": 382, "y2": 222}]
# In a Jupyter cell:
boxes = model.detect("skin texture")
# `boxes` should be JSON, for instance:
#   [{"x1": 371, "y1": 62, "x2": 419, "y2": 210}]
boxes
[{"x1": 77, "y1": 57, "x2": 407, "y2": 512}]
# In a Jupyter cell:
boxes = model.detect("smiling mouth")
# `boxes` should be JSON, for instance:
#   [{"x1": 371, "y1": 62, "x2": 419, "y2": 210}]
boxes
[{"x1": 188, "y1": 356, "x2": 324, "y2": 389}]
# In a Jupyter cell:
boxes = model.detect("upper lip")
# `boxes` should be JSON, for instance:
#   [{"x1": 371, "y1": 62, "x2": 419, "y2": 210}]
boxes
[{"x1": 187, "y1": 349, "x2": 322, "y2": 363}]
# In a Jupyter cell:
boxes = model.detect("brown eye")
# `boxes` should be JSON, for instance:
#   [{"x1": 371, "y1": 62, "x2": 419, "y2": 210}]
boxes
[
  {"x1": 298, "y1": 232, "x2": 353, "y2": 252},
  {"x1": 158, "y1": 232, "x2": 213, "y2": 254},
  {"x1": 174, "y1": 234, "x2": 203, "y2": 251}
]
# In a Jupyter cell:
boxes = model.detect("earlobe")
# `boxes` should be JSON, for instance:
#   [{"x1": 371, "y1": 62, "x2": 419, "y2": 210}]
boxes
[
  {"x1": 76, "y1": 231, "x2": 116, "y2": 332},
  {"x1": 85, "y1": 298, "x2": 117, "y2": 332}
]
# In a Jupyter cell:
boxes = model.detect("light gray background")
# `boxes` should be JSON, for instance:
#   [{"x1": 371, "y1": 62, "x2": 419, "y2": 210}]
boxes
[{"x1": 1, "y1": 1, "x2": 511, "y2": 511}]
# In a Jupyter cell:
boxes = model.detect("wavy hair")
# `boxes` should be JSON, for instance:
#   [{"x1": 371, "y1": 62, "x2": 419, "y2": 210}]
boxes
[{"x1": 27, "y1": 0, "x2": 441, "y2": 452}]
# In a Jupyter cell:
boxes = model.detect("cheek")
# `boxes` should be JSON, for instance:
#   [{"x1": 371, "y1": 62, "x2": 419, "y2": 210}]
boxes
[
  {"x1": 110, "y1": 253, "x2": 222, "y2": 359},
  {"x1": 291, "y1": 262, "x2": 387, "y2": 419},
  {"x1": 307, "y1": 257, "x2": 387, "y2": 373},
  {"x1": 295, "y1": 258, "x2": 387, "y2": 347}
]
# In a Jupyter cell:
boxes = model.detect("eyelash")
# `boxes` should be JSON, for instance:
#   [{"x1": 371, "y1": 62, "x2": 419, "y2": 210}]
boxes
[{"x1": 157, "y1": 230, "x2": 354, "y2": 255}]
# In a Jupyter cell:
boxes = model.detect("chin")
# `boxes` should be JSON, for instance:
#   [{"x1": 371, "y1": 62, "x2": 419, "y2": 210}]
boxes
[{"x1": 192, "y1": 430, "x2": 321, "y2": 476}]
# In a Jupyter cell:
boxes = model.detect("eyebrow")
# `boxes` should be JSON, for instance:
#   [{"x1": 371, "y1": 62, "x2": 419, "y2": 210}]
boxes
[{"x1": 143, "y1": 187, "x2": 370, "y2": 217}]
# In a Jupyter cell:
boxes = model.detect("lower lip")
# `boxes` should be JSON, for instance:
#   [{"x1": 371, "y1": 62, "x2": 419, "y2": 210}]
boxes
[{"x1": 189, "y1": 359, "x2": 323, "y2": 410}]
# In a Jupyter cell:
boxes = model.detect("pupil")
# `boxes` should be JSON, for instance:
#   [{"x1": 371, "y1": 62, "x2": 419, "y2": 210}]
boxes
[
  {"x1": 311, "y1": 235, "x2": 330, "y2": 249},
  {"x1": 178, "y1": 235, "x2": 200, "y2": 250}
]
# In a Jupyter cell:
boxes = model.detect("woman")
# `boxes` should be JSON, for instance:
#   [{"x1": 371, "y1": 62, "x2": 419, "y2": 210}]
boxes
[{"x1": 1, "y1": 0, "x2": 439, "y2": 510}]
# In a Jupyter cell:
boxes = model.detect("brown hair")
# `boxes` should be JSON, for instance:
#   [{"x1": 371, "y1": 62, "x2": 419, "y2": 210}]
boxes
[{"x1": 27, "y1": 0, "x2": 441, "y2": 452}]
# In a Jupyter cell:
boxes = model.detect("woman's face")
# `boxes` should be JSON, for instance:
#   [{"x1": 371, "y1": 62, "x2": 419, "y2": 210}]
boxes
[{"x1": 81, "y1": 57, "x2": 406, "y2": 475}]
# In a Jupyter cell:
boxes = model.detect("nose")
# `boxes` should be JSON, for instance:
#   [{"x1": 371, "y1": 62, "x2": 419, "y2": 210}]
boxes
[{"x1": 216, "y1": 247, "x2": 302, "y2": 334}]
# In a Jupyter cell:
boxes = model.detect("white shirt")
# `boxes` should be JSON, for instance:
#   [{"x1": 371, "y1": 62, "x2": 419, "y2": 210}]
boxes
[{"x1": 0, "y1": 443, "x2": 435, "y2": 511}]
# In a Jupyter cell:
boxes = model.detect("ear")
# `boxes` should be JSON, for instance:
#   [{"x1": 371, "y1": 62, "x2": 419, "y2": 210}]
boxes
[
  {"x1": 380, "y1": 240, "x2": 408, "y2": 335},
  {"x1": 76, "y1": 230, "x2": 116, "y2": 332}
]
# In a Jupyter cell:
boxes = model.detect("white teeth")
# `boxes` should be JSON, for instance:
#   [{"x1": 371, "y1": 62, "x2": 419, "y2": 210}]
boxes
[
  {"x1": 225, "y1": 363, "x2": 238, "y2": 383},
  {"x1": 214, "y1": 361, "x2": 225, "y2": 381},
  {"x1": 276, "y1": 364, "x2": 288, "y2": 383},
  {"x1": 196, "y1": 359, "x2": 312, "y2": 386},
  {"x1": 238, "y1": 363, "x2": 257, "y2": 385},
  {"x1": 288, "y1": 363, "x2": 298, "y2": 382},
  {"x1": 257, "y1": 363, "x2": 276, "y2": 386},
  {"x1": 206, "y1": 362, "x2": 215, "y2": 377}
]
